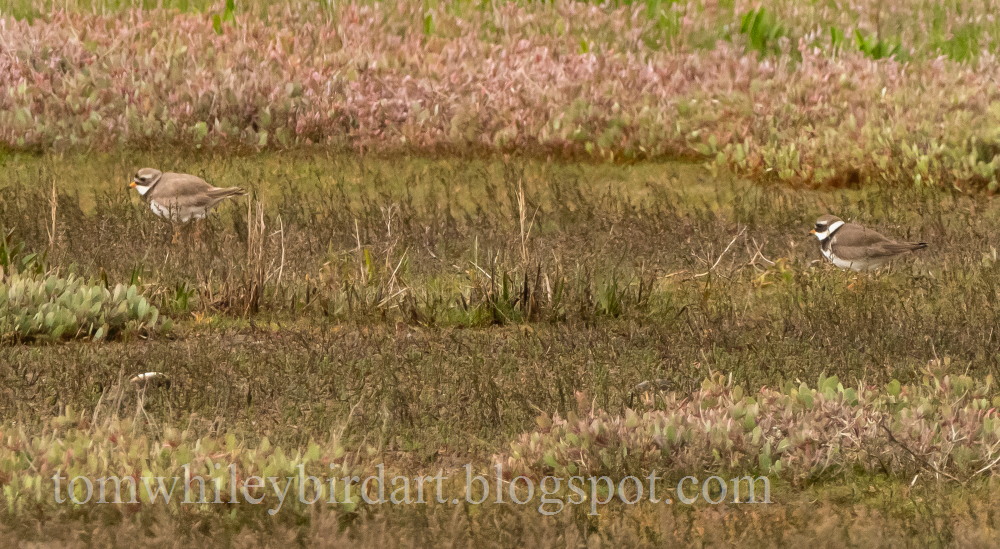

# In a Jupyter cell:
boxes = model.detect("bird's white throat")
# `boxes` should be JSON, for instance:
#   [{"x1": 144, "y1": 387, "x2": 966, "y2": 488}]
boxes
[
  {"x1": 134, "y1": 184, "x2": 151, "y2": 196},
  {"x1": 814, "y1": 220, "x2": 845, "y2": 241}
]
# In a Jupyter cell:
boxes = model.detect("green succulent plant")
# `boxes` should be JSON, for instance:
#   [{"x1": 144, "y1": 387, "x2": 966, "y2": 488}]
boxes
[{"x1": 0, "y1": 273, "x2": 162, "y2": 342}]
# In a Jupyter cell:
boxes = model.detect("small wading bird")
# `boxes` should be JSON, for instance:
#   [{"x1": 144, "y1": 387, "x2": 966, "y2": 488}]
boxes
[
  {"x1": 129, "y1": 168, "x2": 246, "y2": 241},
  {"x1": 810, "y1": 214, "x2": 927, "y2": 271}
]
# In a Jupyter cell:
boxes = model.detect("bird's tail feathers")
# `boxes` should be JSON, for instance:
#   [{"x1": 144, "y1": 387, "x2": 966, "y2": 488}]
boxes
[{"x1": 209, "y1": 187, "x2": 247, "y2": 199}]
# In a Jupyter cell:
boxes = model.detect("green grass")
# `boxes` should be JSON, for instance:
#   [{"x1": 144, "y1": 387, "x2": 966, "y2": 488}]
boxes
[{"x1": 1, "y1": 151, "x2": 999, "y2": 543}]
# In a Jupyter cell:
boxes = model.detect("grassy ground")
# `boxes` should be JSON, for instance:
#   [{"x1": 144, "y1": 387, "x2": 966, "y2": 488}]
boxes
[{"x1": 2, "y1": 151, "x2": 1000, "y2": 545}]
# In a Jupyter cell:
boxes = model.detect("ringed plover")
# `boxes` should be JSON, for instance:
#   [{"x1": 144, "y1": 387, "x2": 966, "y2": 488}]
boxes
[
  {"x1": 129, "y1": 168, "x2": 246, "y2": 223},
  {"x1": 810, "y1": 215, "x2": 927, "y2": 271}
]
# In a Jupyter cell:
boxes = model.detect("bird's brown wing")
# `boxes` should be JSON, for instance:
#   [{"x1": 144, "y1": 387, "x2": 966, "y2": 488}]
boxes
[{"x1": 832, "y1": 224, "x2": 925, "y2": 259}]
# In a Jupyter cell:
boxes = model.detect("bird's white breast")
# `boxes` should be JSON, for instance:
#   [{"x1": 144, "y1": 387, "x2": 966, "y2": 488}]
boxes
[
  {"x1": 825, "y1": 250, "x2": 867, "y2": 271},
  {"x1": 149, "y1": 201, "x2": 208, "y2": 223},
  {"x1": 823, "y1": 241, "x2": 885, "y2": 271}
]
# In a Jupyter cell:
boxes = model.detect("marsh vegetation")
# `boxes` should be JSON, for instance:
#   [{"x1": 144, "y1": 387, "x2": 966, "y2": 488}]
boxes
[
  {"x1": 3, "y1": 0, "x2": 1000, "y2": 546},
  {"x1": 2, "y1": 152, "x2": 999, "y2": 545}
]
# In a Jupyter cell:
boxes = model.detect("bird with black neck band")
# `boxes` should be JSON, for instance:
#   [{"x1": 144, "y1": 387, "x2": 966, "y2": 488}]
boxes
[
  {"x1": 129, "y1": 168, "x2": 246, "y2": 243},
  {"x1": 810, "y1": 214, "x2": 927, "y2": 272}
]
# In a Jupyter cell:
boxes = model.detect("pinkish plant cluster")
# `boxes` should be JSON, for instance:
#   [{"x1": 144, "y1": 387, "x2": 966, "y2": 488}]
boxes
[
  {"x1": 1, "y1": 2, "x2": 999, "y2": 188},
  {"x1": 499, "y1": 365, "x2": 1000, "y2": 482}
]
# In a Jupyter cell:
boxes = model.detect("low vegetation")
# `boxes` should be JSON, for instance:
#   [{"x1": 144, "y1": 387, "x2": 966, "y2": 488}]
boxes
[
  {"x1": 0, "y1": 272, "x2": 162, "y2": 342},
  {"x1": 1, "y1": 1, "x2": 999, "y2": 188},
  {"x1": 503, "y1": 366, "x2": 1000, "y2": 483},
  {"x1": 2, "y1": 0, "x2": 1000, "y2": 545},
  {"x1": 0, "y1": 152, "x2": 998, "y2": 544}
]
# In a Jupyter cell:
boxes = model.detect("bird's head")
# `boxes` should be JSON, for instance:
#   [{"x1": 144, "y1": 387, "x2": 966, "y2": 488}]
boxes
[
  {"x1": 130, "y1": 168, "x2": 163, "y2": 196},
  {"x1": 810, "y1": 214, "x2": 844, "y2": 241}
]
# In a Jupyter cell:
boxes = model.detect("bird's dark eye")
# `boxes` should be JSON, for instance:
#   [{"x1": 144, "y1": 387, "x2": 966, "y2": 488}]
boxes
[{"x1": 815, "y1": 224, "x2": 825, "y2": 231}]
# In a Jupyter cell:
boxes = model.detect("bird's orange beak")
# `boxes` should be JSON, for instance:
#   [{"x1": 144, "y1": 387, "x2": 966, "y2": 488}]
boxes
[
  {"x1": 809, "y1": 229, "x2": 817, "y2": 235},
  {"x1": 129, "y1": 181, "x2": 137, "y2": 188}
]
